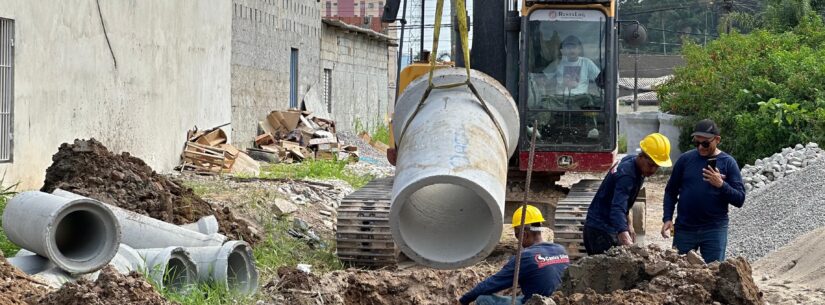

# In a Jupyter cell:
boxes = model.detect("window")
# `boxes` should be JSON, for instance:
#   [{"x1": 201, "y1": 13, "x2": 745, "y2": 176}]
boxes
[
  {"x1": 0, "y1": 18, "x2": 13, "y2": 162},
  {"x1": 360, "y1": 1, "x2": 366, "y2": 16},
  {"x1": 323, "y1": 69, "x2": 332, "y2": 113},
  {"x1": 368, "y1": 3, "x2": 374, "y2": 8},
  {"x1": 290, "y1": 48, "x2": 299, "y2": 108},
  {"x1": 524, "y1": 9, "x2": 611, "y2": 150}
]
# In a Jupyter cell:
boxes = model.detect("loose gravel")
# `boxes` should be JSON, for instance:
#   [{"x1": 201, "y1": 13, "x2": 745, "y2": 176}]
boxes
[
  {"x1": 727, "y1": 157, "x2": 825, "y2": 261},
  {"x1": 740, "y1": 142, "x2": 824, "y2": 192}
]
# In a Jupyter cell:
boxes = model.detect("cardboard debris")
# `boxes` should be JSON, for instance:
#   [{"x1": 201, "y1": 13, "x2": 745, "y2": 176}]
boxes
[
  {"x1": 180, "y1": 125, "x2": 260, "y2": 175},
  {"x1": 358, "y1": 131, "x2": 389, "y2": 155},
  {"x1": 230, "y1": 152, "x2": 261, "y2": 176},
  {"x1": 196, "y1": 129, "x2": 228, "y2": 147}
]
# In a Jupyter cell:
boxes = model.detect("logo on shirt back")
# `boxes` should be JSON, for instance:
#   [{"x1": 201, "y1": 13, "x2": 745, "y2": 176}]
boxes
[{"x1": 534, "y1": 254, "x2": 570, "y2": 268}]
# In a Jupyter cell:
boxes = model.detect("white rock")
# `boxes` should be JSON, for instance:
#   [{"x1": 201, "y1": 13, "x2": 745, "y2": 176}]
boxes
[
  {"x1": 795, "y1": 144, "x2": 804, "y2": 150},
  {"x1": 755, "y1": 181, "x2": 766, "y2": 188},
  {"x1": 756, "y1": 159, "x2": 764, "y2": 166},
  {"x1": 806, "y1": 142, "x2": 819, "y2": 149},
  {"x1": 745, "y1": 184, "x2": 753, "y2": 192}
]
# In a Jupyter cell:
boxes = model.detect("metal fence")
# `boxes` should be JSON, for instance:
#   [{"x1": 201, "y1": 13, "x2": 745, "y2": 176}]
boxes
[{"x1": 0, "y1": 18, "x2": 13, "y2": 163}]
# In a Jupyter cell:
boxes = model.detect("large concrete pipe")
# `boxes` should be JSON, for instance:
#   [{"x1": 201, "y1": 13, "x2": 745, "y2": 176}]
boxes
[
  {"x1": 137, "y1": 247, "x2": 198, "y2": 292},
  {"x1": 186, "y1": 241, "x2": 259, "y2": 295},
  {"x1": 2, "y1": 191, "x2": 120, "y2": 274},
  {"x1": 391, "y1": 68, "x2": 519, "y2": 269},
  {"x1": 52, "y1": 189, "x2": 226, "y2": 249},
  {"x1": 25, "y1": 244, "x2": 147, "y2": 288}
]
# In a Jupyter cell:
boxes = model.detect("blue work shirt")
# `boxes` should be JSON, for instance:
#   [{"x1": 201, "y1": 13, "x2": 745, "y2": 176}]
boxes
[
  {"x1": 459, "y1": 243, "x2": 569, "y2": 304},
  {"x1": 585, "y1": 155, "x2": 644, "y2": 234},
  {"x1": 663, "y1": 150, "x2": 746, "y2": 231}
]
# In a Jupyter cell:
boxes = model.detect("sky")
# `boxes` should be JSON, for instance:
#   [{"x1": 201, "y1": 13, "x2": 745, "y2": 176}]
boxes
[{"x1": 396, "y1": 0, "x2": 476, "y2": 58}]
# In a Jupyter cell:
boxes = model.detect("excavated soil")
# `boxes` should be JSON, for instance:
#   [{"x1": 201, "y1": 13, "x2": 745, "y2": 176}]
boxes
[
  {"x1": 557, "y1": 244, "x2": 764, "y2": 305},
  {"x1": 40, "y1": 139, "x2": 258, "y2": 244},
  {"x1": 0, "y1": 256, "x2": 47, "y2": 305},
  {"x1": 34, "y1": 266, "x2": 174, "y2": 305},
  {"x1": 265, "y1": 261, "x2": 504, "y2": 305}
]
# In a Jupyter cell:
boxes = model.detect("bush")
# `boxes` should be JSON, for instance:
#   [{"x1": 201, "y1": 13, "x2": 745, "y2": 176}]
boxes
[
  {"x1": 658, "y1": 19, "x2": 825, "y2": 166},
  {"x1": 0, "y1": 180, "x2": 19, "y2": 256}
]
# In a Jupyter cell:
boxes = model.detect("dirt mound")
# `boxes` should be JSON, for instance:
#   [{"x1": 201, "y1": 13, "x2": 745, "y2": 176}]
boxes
[
  {"x1": 41, "y1": 139, "x2": 258, "y2": 244},
  {"x1": 0, "y1": 256, "x2": 47, "y2": 305},
  {"x1": 265, "y1": 263, "x2": 502, "y2": 305},
  {"x1": 556, "y1": 244, "x2": 764, "y2": 305},
  {"x1": 34, "y1": 266, "x2": 173, "y2": 305}
]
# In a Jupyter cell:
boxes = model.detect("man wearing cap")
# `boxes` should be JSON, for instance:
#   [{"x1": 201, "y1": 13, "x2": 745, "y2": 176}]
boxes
[
  {"x1": 583, "y1": 133, "x2": 673, "y2": 255},
  {"x1": 661, "y1": 119, "x2": 746, "y2": 263},
  {"x1": 458, "y1": 205, "x2": 570, "y2": 305}
]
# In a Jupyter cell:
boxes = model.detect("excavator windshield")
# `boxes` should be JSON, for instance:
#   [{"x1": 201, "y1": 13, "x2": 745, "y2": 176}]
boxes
[{"x1": 524, "y1": 9, "x2": 610, "y2": 150}]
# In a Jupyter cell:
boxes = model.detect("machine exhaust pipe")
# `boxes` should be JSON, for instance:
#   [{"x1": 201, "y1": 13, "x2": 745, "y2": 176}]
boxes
[
  {"x1": 51, "y1": 189, "x2": 226, "y2": 249},
  {"x1": 186, "y1": 241, "x2": 258, "y2": 295},
  {"x1": 390, "y1": 68, "x2": 519, "y2": 269},
  {"x1": 137, "y1": 247, "x2": 198, "y2": 292},
  {"x1": 2, "y1": 191, "x2": 121, "y2": 274}
]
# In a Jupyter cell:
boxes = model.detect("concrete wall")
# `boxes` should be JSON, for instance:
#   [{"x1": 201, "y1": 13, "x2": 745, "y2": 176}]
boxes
[
  {"x1": 0, "y1": 0, "x2": 232, "y2": 189},
  {"x1": 321, "y1": 24, "x2": 390, "y2": 132},
  {"x1": 231, "y1": 0, "x2": 321, "y2": 148}
]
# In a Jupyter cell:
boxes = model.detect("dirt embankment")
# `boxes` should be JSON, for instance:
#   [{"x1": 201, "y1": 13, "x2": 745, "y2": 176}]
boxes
[
  {"x1": 40, "y1": 139, "x2": 258, "y2": 244},
  {"x1": 0, "y1": 256, "x2": 47, "y2": 305},
  {"x1": 33, "y1": 266, "x2": 174, "y2": 305}
]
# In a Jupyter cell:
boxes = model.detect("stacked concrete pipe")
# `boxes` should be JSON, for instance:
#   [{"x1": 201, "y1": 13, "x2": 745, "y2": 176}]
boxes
[
  {"x1": 391, "y1": 68, "x2": 519, "y2": 269},
  {"x1": 3, "y1": 190, "x2": 259, "y2": 295}
]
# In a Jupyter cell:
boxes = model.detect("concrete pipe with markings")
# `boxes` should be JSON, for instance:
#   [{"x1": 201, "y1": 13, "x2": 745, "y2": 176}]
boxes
[
  {"x1": 391, "y1": 68, "x2": 519, "y2": 269},
  {"x1": 137, "y1": 247, "x2": 198, "y2": 292},
  {"x1": 186, "y1": 241, "x2": 259, "y2": 295},
  {"x1": 2, "y1": 191, "x2": 121, "y2": 274}
]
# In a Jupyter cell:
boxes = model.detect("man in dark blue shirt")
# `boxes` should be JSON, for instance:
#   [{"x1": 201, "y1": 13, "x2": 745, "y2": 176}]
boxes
[
  {"x1": 458, "y1": 205, "x2": 569, "y2": 305},
  {"x1": 662, "y1": 119, "x2": 746, "y2": 263},
  {"x1": 583, "y1": 133, "x2": 673, "y2": 255}
]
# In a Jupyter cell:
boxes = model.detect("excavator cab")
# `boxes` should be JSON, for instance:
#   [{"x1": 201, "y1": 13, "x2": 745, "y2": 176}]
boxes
[{"x1": 518, "y1": 1, "x2": 619, "y2": 173}]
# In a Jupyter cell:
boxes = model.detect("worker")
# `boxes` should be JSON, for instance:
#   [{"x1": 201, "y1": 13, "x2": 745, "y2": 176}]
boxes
[
  {"x1": 458, "y1": 205, "x2": 569, "y2": 305},
  {"x1": 544, "y1": 35, "x2": 601, "y2": 96},
  {"x1": 661, "y1": 119, "x2": 746, "y2": 263},
  {"x1": 583, "y1": 133, "x2": 672, "y2": 255}
]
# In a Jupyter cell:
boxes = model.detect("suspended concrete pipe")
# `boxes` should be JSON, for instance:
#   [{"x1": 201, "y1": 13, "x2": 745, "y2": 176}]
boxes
[
  {"x1": 138, "y1": 247, "x2": 198, "y2": 292},
  {"x1": 390, "y1": 68, "x2": 519, "y2": 269},
  {"x1": 52, "y1": 189, "x2": 226, "y2": 249},
  {"x1": 2, "y1": 191, "x2": 121, "y2": 274},
  {"x1": 186, "y1": 241, "x2": 259, "y2": 295}
]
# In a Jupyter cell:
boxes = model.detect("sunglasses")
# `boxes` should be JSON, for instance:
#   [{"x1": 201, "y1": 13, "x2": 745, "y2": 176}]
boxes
[{"x1": 693, "y1": 140, "x2": 712, "y2": 148}]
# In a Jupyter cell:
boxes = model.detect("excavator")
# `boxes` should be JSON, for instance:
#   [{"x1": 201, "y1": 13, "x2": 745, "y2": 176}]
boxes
[{"x1": 336, "y1": 0, "x2": 649, "y2": 267}]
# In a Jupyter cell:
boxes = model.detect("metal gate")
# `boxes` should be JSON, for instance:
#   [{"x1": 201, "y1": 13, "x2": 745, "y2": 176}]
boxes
[
  {"x1": 290, "y1": 48, "x2": 299, "y2": 108},
  {"x1": 0, "y1": 18, "x2": 13, "y2": 163}
]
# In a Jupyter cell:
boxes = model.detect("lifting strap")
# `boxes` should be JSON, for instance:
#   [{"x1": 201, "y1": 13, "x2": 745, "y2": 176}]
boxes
[{"x1": 396, "y1": 0, "x2": 508, "y2": 149}]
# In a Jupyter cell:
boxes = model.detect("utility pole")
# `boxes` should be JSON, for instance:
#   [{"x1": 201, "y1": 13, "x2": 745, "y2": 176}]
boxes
[
  {"x1": 420, "y1": 0, "x2": 425, "y2": 59},
  {"x1": 661, "y1": 13, "x2": 666, "y2": 55}
]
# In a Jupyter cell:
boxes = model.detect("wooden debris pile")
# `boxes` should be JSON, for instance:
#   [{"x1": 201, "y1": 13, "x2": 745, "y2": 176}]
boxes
[
  {"x1": 254, "y1": 109, "x2": 358, "y2": 163},
  {"x1": 179, "y1": 126, "x2": 261, "y2": 175}
]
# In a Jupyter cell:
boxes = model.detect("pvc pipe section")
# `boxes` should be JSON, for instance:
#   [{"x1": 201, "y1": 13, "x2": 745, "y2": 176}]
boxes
[
  {"x1": 137, "y1": 247, "x2": 198, "y2": 292},
  {"x1": 52, "y1": 189, "x2": 226, "y2": 249},
  {"x1": 2, "y1": 191, "x2": 121, "y2": 274},
  {"x1": 180, "y1": 216, "x2": 221, "y2": 235},
  {"x1": 390, "y1": 68, "x2": 519, "y2": 269},
  {"x1": 186, "y1": 241, "x2": 259, "y2": 295}
]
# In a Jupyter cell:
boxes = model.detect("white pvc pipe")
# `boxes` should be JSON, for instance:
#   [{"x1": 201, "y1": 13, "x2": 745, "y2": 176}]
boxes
[
  {"x1": 186, "y1": 241, "x2": 259, "y2": 295},
  {"x1": 2, "y1": 191, "x2": 121, "y2": 274},
  {"x1": 390, "y1": 68, "x2": 519, "y2": 269},
  {"x1": 137, "y1": 247, "x2": 198, "y2": 292},
  {"x1": 51, "y1": 189, "x2": 226, "y2": 249}
]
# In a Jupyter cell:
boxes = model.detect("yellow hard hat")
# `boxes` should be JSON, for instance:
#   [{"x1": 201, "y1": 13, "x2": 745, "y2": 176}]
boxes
[
  {"x1": 640, "y1": 133, "x2": 673, "y2": 167},
  {"x1": 512, "y1": 205, "x2": 546, "y2": 228}
]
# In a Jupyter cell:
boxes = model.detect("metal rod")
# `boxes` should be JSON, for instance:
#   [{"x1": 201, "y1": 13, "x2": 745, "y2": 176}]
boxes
[
  {"x1": 394, "y1": 0, "x2": 409, "y2": 102},
  {"x1": 633, "y1": 48, "x2": 638, "y2": 112},
  {"x1": 511, "y1": 120, "x2": 538, "y2": 305},
  {"x1": 420, "y1": 0, "x2": 425, "y2": 57}
]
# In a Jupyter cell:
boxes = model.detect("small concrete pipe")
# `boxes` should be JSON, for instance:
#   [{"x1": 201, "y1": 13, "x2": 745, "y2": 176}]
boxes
[
  {"x1": 186, "y1": 241, "x2": 259, "y2": 295},
  {"x1": 390, "y1": 68, "x2": 519, "y2": 269},
  {"x1": 180, "y1": 215, "x2": 221, "y2": 235},
  {"x1": 2, "y1": 191, "x2": 121, "y2": 274},
  {"x1": 52, "y1": 189, "x2": 226, "y2": 249},
  {"x1": 8, "y1": 249, "x2": 53, "y2": 275},
  {"x1": 137, "y1": 247, "x2": 198, "y2": 292}
]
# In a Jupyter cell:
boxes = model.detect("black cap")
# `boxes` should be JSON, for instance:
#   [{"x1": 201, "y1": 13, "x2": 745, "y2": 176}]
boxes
[
  {"x1": 691, "y1": 119, "x2": 720, "y2": 138},
  {"x1": 561, "y1": 35, "x2": 582, "y2": 48}
]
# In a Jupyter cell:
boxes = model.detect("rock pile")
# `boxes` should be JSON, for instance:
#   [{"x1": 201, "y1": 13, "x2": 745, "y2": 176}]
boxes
[{"x1": 740, "y1": 142, "x2": 823, "y2": 191}]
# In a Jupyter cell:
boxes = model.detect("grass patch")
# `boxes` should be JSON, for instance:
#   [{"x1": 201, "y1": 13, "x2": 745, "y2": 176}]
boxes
[
  {"x1": 618, "y1": 134, "x2": 628, "y2": 154},
  {"x1": 355, "y1": 118, "x2": 390, "y2": 145},
  {"x1": 153, "y1": 277, "x2": 255, "y2": 305},
  {"x1": 260, "y1": 160, "x2": 373, "y2": 188},
  {"x1": 253, "y1": 217, "x2": 343, "y2": 279},
  {"x1": 0, "y1": 180, "x2": 19, "y2": 256}
]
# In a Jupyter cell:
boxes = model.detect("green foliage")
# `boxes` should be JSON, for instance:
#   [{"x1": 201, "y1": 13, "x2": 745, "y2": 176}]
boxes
[
  {"x1": 618, "y1": 134, "x2": 628, "y2": 154},
  {"x1": 0, "y1": 180, "x2": 19, "y2": 256},
  {"x1": 354, "y1": 118, "x2": 391, "y2": 145},
  {"x1": 658, "y1": 20, "x2": 825, "y2": 165},
  {"x1": 151, "y1": 276, "x2": 255, "y2": 305},
  {"x1": 260, "y1": 160, "x2": 373, "y2": 188},
  {"x1": 253, "y1": 218, "x2": 343, "y2": 278}
]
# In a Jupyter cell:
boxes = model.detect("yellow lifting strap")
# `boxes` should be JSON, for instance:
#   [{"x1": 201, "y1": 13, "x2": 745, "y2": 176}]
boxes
[{"x1": 396, "y1": 0, "x2": 508, "y2": 148}]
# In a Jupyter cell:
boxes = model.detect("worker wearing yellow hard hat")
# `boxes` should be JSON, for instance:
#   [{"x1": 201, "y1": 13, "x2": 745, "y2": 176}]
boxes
[
  {"x1": 582, "y1": 133, "x2": 672, "y2": 256},
  {"x1": 458, "y1": 205, "x2": 570, "y2": 305}
]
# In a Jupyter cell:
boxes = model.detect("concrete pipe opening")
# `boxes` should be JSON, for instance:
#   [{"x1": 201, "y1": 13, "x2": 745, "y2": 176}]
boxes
[
  {"x1": 391, "y1": 68, "x2": 519, "y2": 269},
  {"x1": 165, "y1": 256, "x2": 197, "y2": 292},
  {"x1": 139, "y1": 247, "x2": 198, "y2": 292},
  {"x1": 395, "y1": 180, "x2": 500, "y2": 268},
  {"x1": 227, "y1": 251, "x2": 254, "y2": 292},
  {"x1": 54, "y1": 210, "x2": 107, "y2": 261}
]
